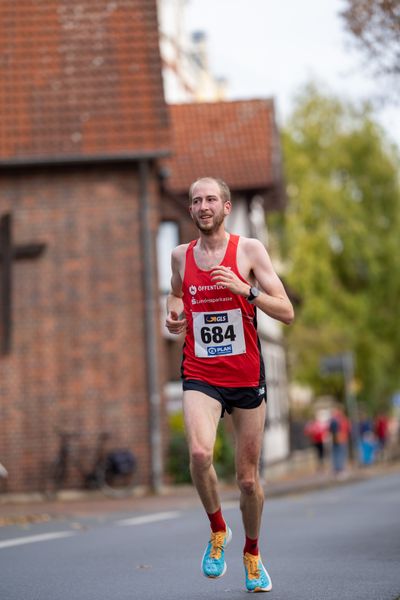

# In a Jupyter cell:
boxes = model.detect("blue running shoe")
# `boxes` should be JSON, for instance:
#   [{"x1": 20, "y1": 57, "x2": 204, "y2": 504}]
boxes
[
  {"x1": 243, "y1": 552, "x2": 272, "y2": 592},
  {"x1": 201, "y1": 527, "x2": 232, "y2": 578}
]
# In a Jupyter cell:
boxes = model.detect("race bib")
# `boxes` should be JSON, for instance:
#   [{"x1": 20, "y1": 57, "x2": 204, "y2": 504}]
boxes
[{"x1": 193, "y1": 308, "x2": 246, "y2": 358}]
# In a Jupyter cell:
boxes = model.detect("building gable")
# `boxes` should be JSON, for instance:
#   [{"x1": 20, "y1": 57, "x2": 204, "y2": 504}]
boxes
[{"x1": 163, "y1": 99, "x2": 285, "y2": 208}]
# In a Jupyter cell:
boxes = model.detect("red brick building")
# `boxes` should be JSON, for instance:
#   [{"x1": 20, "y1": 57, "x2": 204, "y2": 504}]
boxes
[{"x1": 0, "y1": 1, "x2": 170, "y2": 493}]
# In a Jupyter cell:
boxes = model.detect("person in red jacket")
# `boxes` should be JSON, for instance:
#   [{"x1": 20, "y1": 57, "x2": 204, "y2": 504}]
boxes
[
  {"x1": 165, "y1": 177, "x2": 294, "y2": 592},
  {"x1": 374, "y1": 414, "x2": 389, "y2": 460},
  {"x1": 304, "y1": 418, "x2": 327, "y2": 471}
]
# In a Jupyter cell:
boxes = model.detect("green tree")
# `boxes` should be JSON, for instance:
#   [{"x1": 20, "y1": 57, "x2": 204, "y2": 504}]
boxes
[{"x1": 281, "y1": 84, "x2": 400, "y2": 412}]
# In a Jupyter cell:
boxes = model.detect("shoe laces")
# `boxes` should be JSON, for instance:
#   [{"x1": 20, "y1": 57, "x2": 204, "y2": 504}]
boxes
[
  {"x1": 209, "y1": 530, "x2": 226, "y2": 559},
  {"x1": 244, "y1": 552, "x2": 261, "y2": 580}
]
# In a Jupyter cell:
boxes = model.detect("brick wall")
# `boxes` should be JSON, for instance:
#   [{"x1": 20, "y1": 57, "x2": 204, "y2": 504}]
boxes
[{"x1": 0, "y1": 162, "x2": 166, "y2": 492}]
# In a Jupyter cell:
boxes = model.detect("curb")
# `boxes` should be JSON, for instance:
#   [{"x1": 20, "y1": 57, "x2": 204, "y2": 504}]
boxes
[{"x1": 0, "y1": 462, "x2": 399, "y2": 528}]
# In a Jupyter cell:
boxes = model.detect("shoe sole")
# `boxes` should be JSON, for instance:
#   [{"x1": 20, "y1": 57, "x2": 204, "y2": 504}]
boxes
[
  {"x1": 201, "y1": 526, "x2": 232, "y2": 579},
  {"x1": 246, "y1": 562, "x2": 272, "y2": 592},
  {"x1": 246, "y1": 584, "x2": 273, "y2": 593}
]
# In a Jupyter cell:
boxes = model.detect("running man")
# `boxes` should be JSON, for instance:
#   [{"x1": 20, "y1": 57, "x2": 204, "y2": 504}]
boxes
[{"x1": 166, "y1": 177, "x2": 294, "y2": 592}]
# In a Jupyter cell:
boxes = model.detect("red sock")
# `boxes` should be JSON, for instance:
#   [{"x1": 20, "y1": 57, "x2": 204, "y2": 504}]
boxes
[
  {"x1": 207, "y1": 508, "x2": 226, "y2": 533},
  {"x1": 244, "y1": 536, "x2": 259, "y2": 556}
]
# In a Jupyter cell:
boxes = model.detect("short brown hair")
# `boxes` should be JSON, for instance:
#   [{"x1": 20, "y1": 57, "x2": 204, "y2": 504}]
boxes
[{"x1": 189, "y1": 177, "x2": 231, "y2": 204}]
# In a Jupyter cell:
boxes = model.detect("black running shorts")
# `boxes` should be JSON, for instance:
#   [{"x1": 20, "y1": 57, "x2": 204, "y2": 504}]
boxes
[{"x1": 182, "y1": 379, "x2": 267, "y2": 417}]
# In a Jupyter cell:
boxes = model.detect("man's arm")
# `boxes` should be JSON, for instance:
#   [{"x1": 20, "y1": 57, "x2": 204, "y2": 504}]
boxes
[
  {"x1": 210, "y1": 238, "x2": 294, "y2": 325},
  {"x1": 165, "y1": 246, "x2": 187, "y2": 335},
  {"x1": 245, "y1": 238, "x2": 294, "y2": 324}
]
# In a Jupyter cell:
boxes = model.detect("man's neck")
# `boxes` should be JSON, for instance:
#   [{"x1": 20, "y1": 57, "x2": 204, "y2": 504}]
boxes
[{"x1": 197, "y1": 229, "x2": 229, "y2": 253}]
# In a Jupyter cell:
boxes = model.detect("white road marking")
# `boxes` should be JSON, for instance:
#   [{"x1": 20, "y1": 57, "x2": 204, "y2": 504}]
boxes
[
  {"x1": 0, "y1": 531, "x2": 76, "y2": 550},
  {"x1": 116, "y1": 511, "x2": 180, "y2": 526}
]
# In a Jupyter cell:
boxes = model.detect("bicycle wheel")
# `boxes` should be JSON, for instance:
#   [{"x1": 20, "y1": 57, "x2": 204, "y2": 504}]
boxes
[{"x1": 100, "y1": 466, "x2": 136, "y2": 498}]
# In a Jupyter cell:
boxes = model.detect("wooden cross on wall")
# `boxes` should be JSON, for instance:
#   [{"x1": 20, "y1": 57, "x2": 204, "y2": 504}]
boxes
[{"x1": 0, "y1": 213, "x2": 47, "y2": 355}]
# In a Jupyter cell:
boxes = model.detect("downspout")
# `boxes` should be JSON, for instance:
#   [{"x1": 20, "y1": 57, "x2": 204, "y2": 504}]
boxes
[{"x1": 138, "y1": 159, "x2": 163, "y2": 494}]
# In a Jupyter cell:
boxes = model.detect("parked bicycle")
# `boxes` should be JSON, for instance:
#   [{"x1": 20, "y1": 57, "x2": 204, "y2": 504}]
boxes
[
  {"x1": 44, "y1": 431, "x2": 137, "y2": 499},
  {"x1": 0, "y1": 462, "x2": 8, "y2": 494},
  {"x1": 0, "y1": 462, "x2": 8, "y2": 479}
]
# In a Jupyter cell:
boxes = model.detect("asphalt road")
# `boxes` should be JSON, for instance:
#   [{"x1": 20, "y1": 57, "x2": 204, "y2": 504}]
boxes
[{"x1": 1, "y1": 472, "x2": 399, "y2": 600}]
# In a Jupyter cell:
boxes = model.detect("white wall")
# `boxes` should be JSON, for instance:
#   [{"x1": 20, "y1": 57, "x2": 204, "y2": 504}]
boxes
[
  {"x1": 226, "y1": 198, "x2": 251, "y2": 237},
  {"x1": 262, "y1": 341, "x2": 290, "y2": 465}
]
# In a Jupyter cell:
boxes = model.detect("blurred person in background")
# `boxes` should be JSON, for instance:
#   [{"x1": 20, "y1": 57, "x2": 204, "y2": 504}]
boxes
[
  {"x1": 358, "y1": 410, "x2": 376, "y2": 466},
  {"x1": 374, "y1": 414, "x2": 390, "y2": 461},
  {"x1": 329, "y1": 405, "x2": 351, "y2": 478},
  {"x1": 304, "y1": 416, "x2": 327, "y2": 472}
]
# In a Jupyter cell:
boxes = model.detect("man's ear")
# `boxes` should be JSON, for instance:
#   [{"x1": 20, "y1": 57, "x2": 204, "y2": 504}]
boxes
[{"x1": 224, "y1": 200, "x2": 232, "y2": 215}]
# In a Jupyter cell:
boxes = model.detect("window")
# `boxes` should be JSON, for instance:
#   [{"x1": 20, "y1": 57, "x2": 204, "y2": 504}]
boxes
[{"x1": 157, "y1": 221, "x2": 179, "y2": 294}]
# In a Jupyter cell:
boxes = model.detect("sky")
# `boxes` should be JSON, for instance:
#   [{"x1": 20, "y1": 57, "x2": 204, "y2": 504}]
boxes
[{"x1": 184, "y1": 0, "x2": 399, "y2": 147}]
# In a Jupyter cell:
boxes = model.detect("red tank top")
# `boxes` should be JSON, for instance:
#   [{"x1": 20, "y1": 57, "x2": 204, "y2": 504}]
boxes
[{"x1": 181, "y1": 234, "x2": 265, "y2": 387}]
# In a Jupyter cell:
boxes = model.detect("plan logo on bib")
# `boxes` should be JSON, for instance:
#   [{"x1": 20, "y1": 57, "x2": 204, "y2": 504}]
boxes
[{"x1": 207, "y1": 345, "x2": 233, "y2": 356}]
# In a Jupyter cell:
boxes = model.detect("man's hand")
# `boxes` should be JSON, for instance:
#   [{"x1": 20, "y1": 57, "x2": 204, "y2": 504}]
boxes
[
  {"x1": 210, "y1": 266, "x2": 249, "y2": 297},
  {"x1": 165, "y1": 310, "x2": 187, "y2": 335}
]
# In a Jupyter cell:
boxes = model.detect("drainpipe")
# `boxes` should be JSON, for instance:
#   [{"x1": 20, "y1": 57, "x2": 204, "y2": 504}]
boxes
[{"x1": 138, "y1": 159, "x2": 163, "y2": 493}]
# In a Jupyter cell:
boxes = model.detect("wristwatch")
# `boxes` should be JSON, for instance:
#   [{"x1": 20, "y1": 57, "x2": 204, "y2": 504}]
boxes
[{"x1": 247, "y1": 286, "x2": 260, "y2": 303}]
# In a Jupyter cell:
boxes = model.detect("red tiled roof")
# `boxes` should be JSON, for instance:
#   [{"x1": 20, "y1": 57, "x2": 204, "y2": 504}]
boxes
[
  {"x1": 163, "y1": 99, "x2": 281, "y2": 194},
  {"x1": 0, "y1": 0, "x2": 170, "y2": 162}
]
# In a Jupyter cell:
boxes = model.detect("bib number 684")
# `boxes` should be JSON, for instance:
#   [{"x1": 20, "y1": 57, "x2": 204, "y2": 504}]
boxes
[{"x1": 200, "y1": 325, "x2": 236, "y2": 344}]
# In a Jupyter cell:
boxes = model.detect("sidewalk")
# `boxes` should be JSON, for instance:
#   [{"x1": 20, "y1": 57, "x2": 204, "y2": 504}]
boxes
[{"x1": 0, "y1": 457, "x2": 399, "y2": 528}]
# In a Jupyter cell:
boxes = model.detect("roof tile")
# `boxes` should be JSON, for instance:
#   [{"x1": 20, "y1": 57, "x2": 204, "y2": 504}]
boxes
[
  {"x1": 163, "y1": 99, "x2": 281, "y2": 194},
  {"x1": 0, "y1": 0, "x2": 170, "y2": 162}
]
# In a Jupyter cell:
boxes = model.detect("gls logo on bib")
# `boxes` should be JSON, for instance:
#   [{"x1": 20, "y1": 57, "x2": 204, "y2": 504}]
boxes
[{"x1": 204, "y1": 313, "x2": 228, "y2": 324}]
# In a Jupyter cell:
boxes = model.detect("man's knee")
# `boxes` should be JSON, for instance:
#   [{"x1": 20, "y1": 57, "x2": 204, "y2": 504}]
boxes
[
  {"x1": 237, "y1": 475, "x2": 259, "y2": 496},
  {"x1": 190, "y1": 447, "x2": 213, "y2": 471}
]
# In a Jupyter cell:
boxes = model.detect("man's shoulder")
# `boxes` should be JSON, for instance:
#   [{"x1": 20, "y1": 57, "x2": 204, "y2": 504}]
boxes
[
  {"x1": 237, "y1": 236, "x2": 265, "y2": 254},
  {"x1": 172, "y1": 242, "x2": 191, "y2": 260},
  {"x1": 172, "y1": 244, "x2": 189, "y2": 256}
]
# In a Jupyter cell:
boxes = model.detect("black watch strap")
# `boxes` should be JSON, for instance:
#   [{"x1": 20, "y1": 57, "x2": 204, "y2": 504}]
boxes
[{"x1": 247, "y1": 286, "x2": 260, "y2": 303}]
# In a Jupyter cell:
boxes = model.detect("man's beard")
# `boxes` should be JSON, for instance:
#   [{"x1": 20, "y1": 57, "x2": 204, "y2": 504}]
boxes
[{"x1": 193, "y1": 211, "x2": 225, "y2": 235}]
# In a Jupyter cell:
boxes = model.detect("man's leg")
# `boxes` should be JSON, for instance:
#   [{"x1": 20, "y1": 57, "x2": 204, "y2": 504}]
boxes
[
  {"x1": 183, "y1": 390, "x2": 232, "y2": 578},
  {"x1": 232, "y1": 401, "x2": 266, "y2": 539},
  {"x1": 183, "y1": 390, "x2": 221, "y2": 512},
  {"x1": 232, "y1": 401, "x2": 272, "y2": 592}
]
